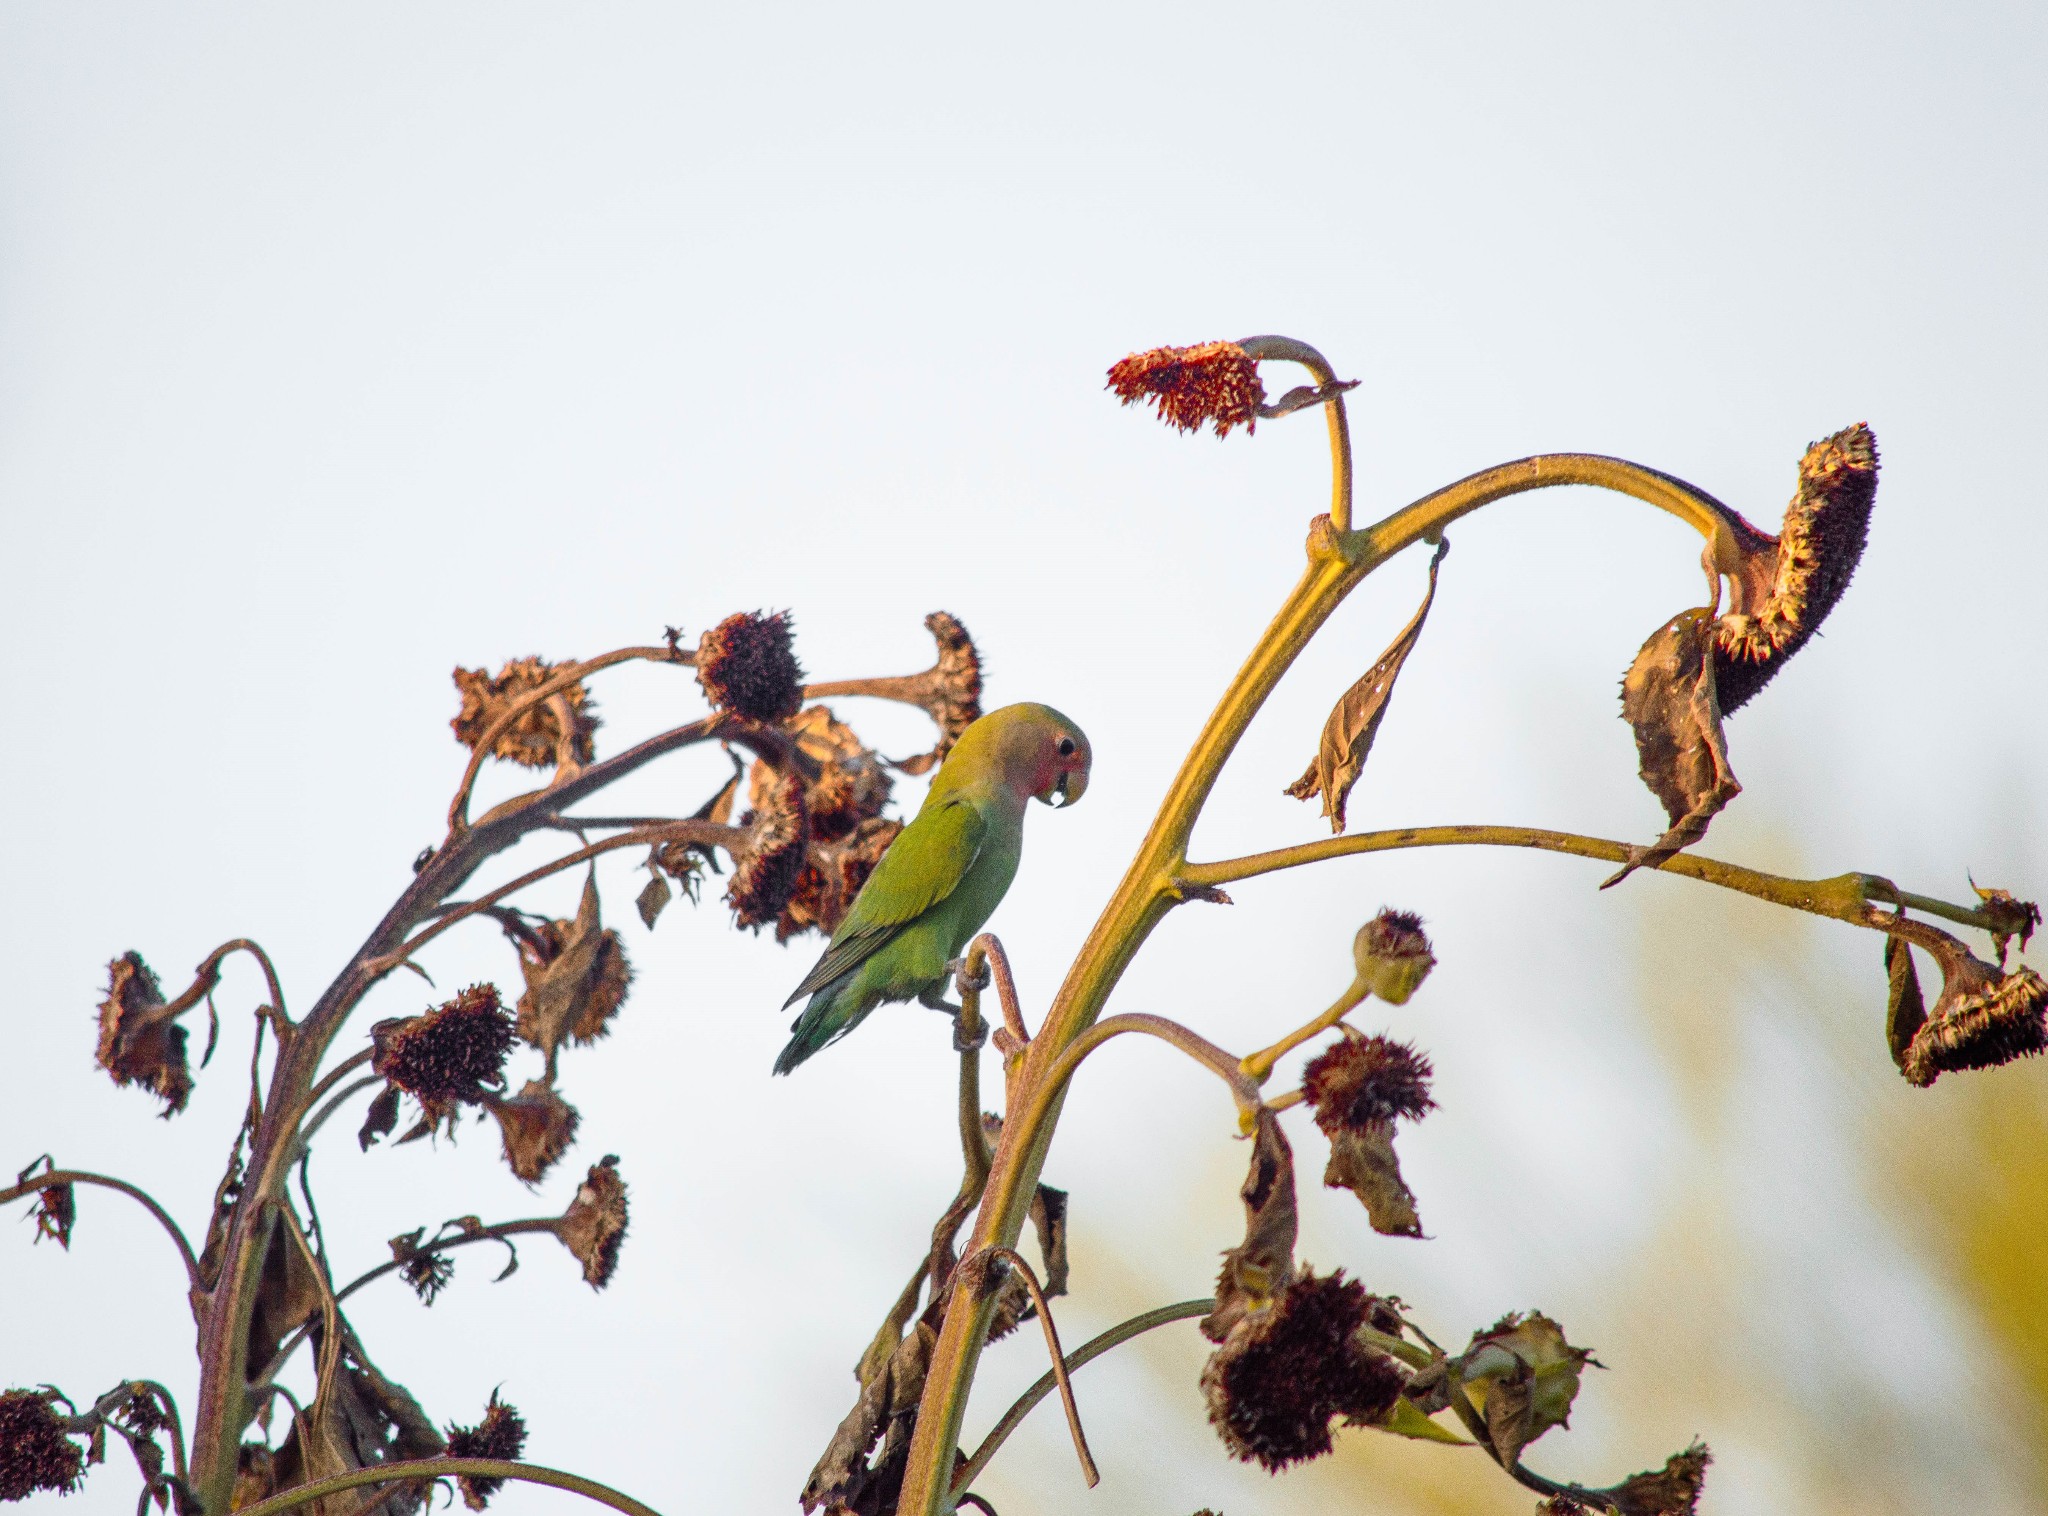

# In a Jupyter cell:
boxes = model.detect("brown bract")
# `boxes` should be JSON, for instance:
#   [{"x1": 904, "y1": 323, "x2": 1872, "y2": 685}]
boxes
[
  {"x1": 1712, "y1": 425, "x2": 1878, "y2": 714},
  {"x1": 487, "y1": 1080, "x2": 581, "y2": 1185},
  {"x1": 370, "y1": 985, "x2": 516, "y2": 1140},
  {"x1": 514, "y1": 877, "x2": 632, "y2": 1058},
  {"x1": 1606, "y1": 1441, "x2": 1711, "y2": 1516},
  {"x1": 1107, "y1": 341, "x2": 1265, "y2": 438},
  {"x1": 1287, "y1": 542, "x2": 1446, "y2": 834},
  {"x1": 26, "y1": 1170, "x2": 74, "y2": 1250},
  {"x1": 0, "y1": 1389, "x2": 85, "y2": 1500},
  {"x1": 555, "y1": 1156, "x2": 628, "y2": 1289},
  {"x1": 388, "y1": 1230, "x2": 456, "y2": 1305},
  {"x1": 1454, "y1": 1312, "x2": 1595, "y2": 1467},
  {"x1": 96, "y1": 951, "x2": 193, "y2": 1116},
  {"x1": 757, "y1": 706, "x2": 894, "y2": 843},
  {"x1": 1887, "y1": 929, "x2": 2048, "y2": 1086},
  {"x1": 451, "y1": 657, "x2": 599, "y2": 769},
  {"x1": 1200, "y1": 1271, "x2": 1408, "y2": 1470},
  {"x1": 1973, "y1": 884, "x2": 2042, "y2": 962},
  {"x1": 728, "y1": 771, "x2": 810, "y2": 931},
  {"x1": 444, "y1": 1392, "x2": 528, "y2": 1511},
  {"x1": 698, "y1": 611, "x2": 805, "y2": 723},
  {"x1": 1352, "y1": 908, "x2": 1436, "y2": 1004},
  {"x1": 1203, "y1": 1110, "x2": 1300, "y2": 1344},
  {"x1": 1610, "y1": 609, "x2": 1741, "y2": 887}
]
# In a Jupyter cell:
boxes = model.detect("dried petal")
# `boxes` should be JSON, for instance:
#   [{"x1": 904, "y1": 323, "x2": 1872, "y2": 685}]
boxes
[
  {"x1": 986, "y1": 1183, "x2": 1072, "y2": 1343},
  {"x1": 801, "y1": 1321, "x2": 934, "y2": 1514},
  {"x1": 1304, "y1": 1033, "x2": 1436, "y2": 1130},
  {"x1": 1608, "y1": 609, "x2": 1740, "y2": 886},
  {"x1": 487, "y1": 1080, "x2": 581, "y2": 1185},
  {"x1": 1605, "y1": 1441, "x2": 1711, "y2": 1516},
  {"x1": 0, "y1": 1389, "x2": 85, "y2": 1500},
  {"x1": 18, "y1": 1163, "x2": 75, "y2": 1250},
  {"x1": 1712, "y1": 424, "x2": 1878, "y2": 714},
  {"x1": 1322, "y1": 1121, "x2": 1423, "y2": 1238},
  {"x1": 1200, "y1": 1271, "x2": 1408, "y2": 1470},
  {"x1": 388, "y1": 1230, "x2": 456, "y2": 1306},
  {"x1": 1202, "y1": 1110, "x2": 1299, "y2": 1344},
  {"x1": 697, "y1": 611, "x2": 804, "y2": 723},
  {"x1": 727, "y1": 772, "x2": 809, "y2": 931},
  {"x1": 451, "y1": 657, "x2": 599, "y2": 769},
  {"x1": 1351, "y1": 909, "x2": 1436, "y2": 1004},
  {"x1": 370, "y1": 985, "x2": 516, "y2": 1137},
  {"x1": 635, "y1": 873, "x2": 672, "y2": 929},
  {"x1": 444, "y1": 1393, "x2": 527, "y2": 1511},
  {"x1": 1884, "y1": 933, "x2": 1927, "y2": 1072},
  {"x1": 555, "y1": 1156, "x2": 628, "y2": 1289},
  {"x1": 1108, "y1": 341, "x2": 1265, "y2": 438},
  {"x1": 1286, "y1": 541, "x2": 1446, "y2": 833},
  {"x1": 514, "y1": 878, "x2": 632, "y2": 1056},
  {"x1": 1455, "y1": 1313, "x2": 1594, "y2": 1464},
  {"x1": 95, "y1": 952, "x2": 193, "y2": 1116}
]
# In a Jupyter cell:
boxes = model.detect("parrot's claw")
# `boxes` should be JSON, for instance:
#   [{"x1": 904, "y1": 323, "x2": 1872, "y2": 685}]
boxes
[
  {"x1": 952, "y1": 1016, "x2": 989, "y2": 1055},
  {"x1": 918, "y1": 982, "x2": 964, "y2": 1017},
  {"x1": 949, "y1": 955, "x2": 992, "y2": 994}
]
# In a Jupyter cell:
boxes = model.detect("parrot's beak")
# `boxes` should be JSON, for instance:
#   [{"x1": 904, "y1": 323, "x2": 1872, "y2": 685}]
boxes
[{"x1": 1040, "y1": 766, "x2": 1088, "y2": 808}]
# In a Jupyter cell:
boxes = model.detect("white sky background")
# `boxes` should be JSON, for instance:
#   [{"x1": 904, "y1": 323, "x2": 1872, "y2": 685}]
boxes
[{"x1": 3, "y1": 5, "x2": 2044, "y2": 1515}]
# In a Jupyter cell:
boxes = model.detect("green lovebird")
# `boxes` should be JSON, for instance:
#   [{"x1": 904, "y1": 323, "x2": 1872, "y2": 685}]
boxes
[{"x1": 775, "y1": 702, "x2": 1091, "y2": 1074}]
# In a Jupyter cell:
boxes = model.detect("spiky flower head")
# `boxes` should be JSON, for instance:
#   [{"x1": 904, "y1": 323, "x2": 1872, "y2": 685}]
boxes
[
  {"x1": 727, "y1": 772, "x2": 809, "y2": 931},
  {"x1": 488, "y1": 1080, "x2": 582, "y2": 1185},
  {"x1": 697, "y1": 611, "x2": 805, "y2": 723},
  {"x1": 401, "y1": 1249, "x2": 455, "y2": 1305},
  {"x1": 1108, "y1": 341, "x2": 1265, "y2": 438},
  {"x1": 921, "y1": 611, "x2": 983, "y2": 752},
  {"x1": 444, "y1": 1392, "x2": 528, "y2": 1510},
  {"x1": 1303, "y1": 1033, "x2": 1436, "y2": 1131},
  {"x1": 0, "y1": 1389, "x2": 85, "y2": 1501},
  {"x1": 451, "y1": 657, "x2": 600, "y2": 769},
  {"x1": 95, "y1": 952, "x2": 193, "y2": 1116},
  {"x1": 556, "y1": 1156, "x2": 628, "y2": 1289},
  {"x1": 1712, "y1": 424, "x2": 1878, "y2": 713},
  {"x1": 1200, "y1": 1271, "x2": 1407, "y2": 1470},
  {"x1": 370, "y1": 985, "x2": 516, "y2": 1133},
  {"x1": 1353, "y1": 910, "x2": 1435, "y2": 1004},
  {"x1": 1904, "y1": 958, "x2": 2048, "y2": 1086}
]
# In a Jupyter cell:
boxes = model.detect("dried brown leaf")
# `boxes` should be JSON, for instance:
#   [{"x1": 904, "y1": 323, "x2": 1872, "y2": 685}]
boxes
[
  {"x1": 1606, "y1": 609, "x2": 1741, "y2": 887},
  {"x1": 1202, "y1": 1110, "x2": 1299, "y2": 1344},
  {"x1": 1884, "y1": 933, "x2": 1926, "y2": 1073},
  {"x1": 1287, "y1": 540, "x2": 1447, "y2": 833},
  {"x1": 635, "y1": 872, "x2": 672, "y2": 929},
  {"x1": 1322, "y1": 1121, "x2": 1423, "y2": 1238},
  {"x1": 514, "y1": 876, "x2": 631, "y2": 1057}
]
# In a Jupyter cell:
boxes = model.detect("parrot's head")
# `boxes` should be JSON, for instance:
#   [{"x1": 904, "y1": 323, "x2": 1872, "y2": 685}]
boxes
[{"x1": 951, "y1": 702, "x2": 1092, "y2": 810}]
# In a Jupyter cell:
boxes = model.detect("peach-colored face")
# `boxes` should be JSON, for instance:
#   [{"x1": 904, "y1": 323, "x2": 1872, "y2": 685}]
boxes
[{"x1": 1030, "y1": 718, "x2": 1091, "y2": 808}]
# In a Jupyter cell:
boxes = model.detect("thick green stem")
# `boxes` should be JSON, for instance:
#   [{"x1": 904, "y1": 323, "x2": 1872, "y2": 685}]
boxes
[{"x1": 226, "y1": 1459, "x2": 663, "y2": 1516}]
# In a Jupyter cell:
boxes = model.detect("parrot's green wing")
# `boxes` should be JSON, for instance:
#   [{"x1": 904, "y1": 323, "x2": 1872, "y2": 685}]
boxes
[{"x1": 781, "y1": 794, "x2": 987, "y2": 1007}]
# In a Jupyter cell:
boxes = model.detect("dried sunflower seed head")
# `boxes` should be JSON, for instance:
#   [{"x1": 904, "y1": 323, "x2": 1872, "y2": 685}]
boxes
[
  {"x1": 444, "y1": 1392, "x2": 527, "y2": 1510},
  {"x1": 0, "y1": 1389, "x2": 86, "y2": 1501},
  {"x1": 1108, "y1": 341, "x2": 1265, "y2": 438},
  {"x1": 487, "y1": 1080, "x2": 582, "y2": 1185},
  {"x1": 451, "y1": 657, "x2": 599, "y2": 769},
  {"x1": 555, "y1": 1156, "x2": 628, "y2": 1289},
  {"x1": 698, "y1": 611, "x2": 805, "y2": 723},
  {"x1": 371, "y1": 984, "x2": 516, "y2": 1136}
]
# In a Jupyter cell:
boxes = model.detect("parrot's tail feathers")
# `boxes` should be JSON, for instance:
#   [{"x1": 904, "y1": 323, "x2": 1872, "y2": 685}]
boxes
[{"x1": 774, "y1": 978, "x2": 859, "y2": 1075}]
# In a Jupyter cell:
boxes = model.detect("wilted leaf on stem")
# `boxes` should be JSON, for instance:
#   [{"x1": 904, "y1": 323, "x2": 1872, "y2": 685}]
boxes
[
  {"x1": 1607, "y1": 609, "x2": 1740, "y2": 887},
  {"x1": 554, "y1": 1156, "x2": 628, "y2": 1289},
  {"x1": 986, "y1": 1183, "x2": 1071, "y2": 1342},
  {"x1": 1286, "y1": 540, "x2": 1447, "y2": 834},
  {"x1": 1202, "y1": 1110, "x2": 1299, "y2": 1344},
  {"x1": 802, "y1": 1322, "x2": 936, "y2": 1515},
  {"x1": 486, "y1": 1080, "x2": 581, "y2": 1185},
  {"x1": 635, "y1": 872, "x2": 671, "y2": 929},
  {"x1": 451, "y1": 657, "x2": 599, "y2": 770},
  {"x1": 513, "y1": 876, "x2": 632, "y2": 1058},
  {"x1": 95, "y1": 952, "x2": 193, "y2": 1116},
  {"x1": 1453, "y1": 1313, "x2": 1594, "y2": 1467},
  {"x1": 270, "y1": 1326, "x2": 443, "y2": 1516},
  {"x1": 1972, "y1": 883, "x2": 2042, "y2": 963},
  {"x1": 1603, "y1": 1440, "x2": 1711, "y2": 1516}
]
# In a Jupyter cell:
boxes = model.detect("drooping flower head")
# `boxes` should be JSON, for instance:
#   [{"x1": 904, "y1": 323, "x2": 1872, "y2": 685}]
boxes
[
  {"x1": 697, "y1": 611, "x2": 805, "y2": 723},
  {"x1": 1107, "y1": 341, "x2": 1265, "y2": 438}
]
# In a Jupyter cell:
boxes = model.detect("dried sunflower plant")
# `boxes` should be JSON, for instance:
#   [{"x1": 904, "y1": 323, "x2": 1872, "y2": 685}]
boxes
[{"x1": 6, "y1": 335, "x2": 2042, "y2": 1516}]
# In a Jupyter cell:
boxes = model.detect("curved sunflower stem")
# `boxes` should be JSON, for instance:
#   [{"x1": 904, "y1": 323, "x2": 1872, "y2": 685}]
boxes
[
  {"x1": 0, "y1": 1169, "x2": 201, "y2": 1288},
  {"x1": 971, "y1": 1248, "x2": 1097, "y2": 1488},
  {"x1": 224, "y1": 1459, "x2": 665, "y2": 1516},
  {"x1": 1240, "y1": 977, "x2": 1369, "y2": 1084}
]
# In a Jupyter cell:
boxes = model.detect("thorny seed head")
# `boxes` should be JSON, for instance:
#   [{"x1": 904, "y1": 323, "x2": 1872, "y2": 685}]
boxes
[
  {"x1": 451, "y1": 657, "x2": 600, "y2": 769},
  {"x1": 0, "y1": 1389, "x2": 85, "y2": 1501},
  {"x1": 556, "y1": 1156, "x2": 628, "y2": 1289},
  {"x1": 1712, "y1": 424, "x2": 1878, "y2": 714},
  {"x1": 488, "y1": 1080, "x2": 582, "y2": 1185},
  {"x1": 698, "y1": 611, "x2": 805, "y2": 723},
  {"x1": 400, "y1": 1249, "x2": 456, "y2": 1306},
  {"x1": 1200, "y1": 1271, "x2": 1407, "y2": 1470},
  {"x1": 31, "y1": 1182, "x2": 75, "y2": 1250},
  {"x1": 1302, "y1": 1033, "x2": 1437, "y2": 1131},
  {"x1": 728, "y1": 772, "x2": 810, "y2": 931},
  {"x1": 1108, "y1": 341, "x2": 1265, "y2": 438},
  {"x1": 1353, "y1": 909, "x2": 1436, "y2": 1004},
  {"x1": 95, "y1": 952, "x2": 193, "y2": 1116},
  {"x1": 1904, "y1": 956, "x2": 2048, "y2": 1086},
  {"x1": 1608, "y1": 1441, "x2": 1712, "y2": 1516},
  {"x1": 444, "y1": 1391, "x2": 528, "y2": 1511},
  {"x1": 371, "y1": 985, "x2": 517, "y2": 1129}
]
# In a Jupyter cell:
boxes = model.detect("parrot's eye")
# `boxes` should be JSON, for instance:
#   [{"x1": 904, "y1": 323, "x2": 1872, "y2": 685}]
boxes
[{"x1": 1057, "y1": 737, "x2": 1076, "y2": 756}]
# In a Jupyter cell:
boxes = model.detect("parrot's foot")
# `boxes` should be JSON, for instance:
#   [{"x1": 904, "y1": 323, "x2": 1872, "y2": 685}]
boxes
[
  {"x1": 918, "y1": 982, "x2": 963, "y2": 1018},
  {"x1": 952, "y1": 1014, "x2": 988, "y2": 1054},
  {"x1": 947, "y1": 955, "x2": 992, "y2": 994}
]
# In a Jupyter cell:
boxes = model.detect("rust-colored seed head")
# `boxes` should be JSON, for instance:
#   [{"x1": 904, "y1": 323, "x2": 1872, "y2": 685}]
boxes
[
  {"x1": 1108, "y1": 341, "x2": 1265, "y2": 438},
  {"x1": 1610, "y1": 1441, "x2": 1712, "y2": 1516},
  {"x1": 728, "y1": 772, "x2": 810, "y2": 931},
  {"x1": 1904, "y1": 961, "x2": 2048, "y2": 1086},
  {"x1": 1712, "y1": 424, "x2": 1878, "y2": 714},
  {"x1": 371, "y1": 984, "x2": 516, "y2": 1121},
  {"x1": 95, "y1": 951, "x2": 193, "y2": 1116},
  {"x1": 451, "y1": 657, "x2": 600, "y2": 769},
  {"x1": 0, "y1": 1389, "x2": 85, "y2": 1501},
  {"x1": 557, "y1": 1156, "x2": 629, "y2": 1289},
  {"x1": 445, "y1": 1392, "x2": 528, "y2": 1510},
  {"x1": 1201, "y1": 1270, "x2": 1407, "y2": 1470},
  {"x1": 489, "y1": 1079, "x2": 582, "y2": 1185},
  {"x1": 1303, "y1": 1034, "x2": 1436, "y2": 1130},
  {"x1": 698, "y1": 611, "x2": 805, "y2": 723}
]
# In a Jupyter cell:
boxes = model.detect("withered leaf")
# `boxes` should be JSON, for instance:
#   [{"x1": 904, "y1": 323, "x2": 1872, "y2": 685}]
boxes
[
  {"x1": 1455, "y1": 1312, "x2": 1594, "y2": 1467},
  {"x1": 514, "y1": 875, "x2": 630, "y2": 1062},
  {"x1": 635, "y1": 873, "x2": 671, "y2": 929},
  {"x1": 358, "y1": 1086, "x2": 401, "y2": 1150},
  {"x1": 1287, "y1": 539, "x2": 1448, "y2": 833},
  {"x1": 1885, "y1": 933, "x2": 1927, "y2": 1072},
  {"x1": 1323, "y1": 1121, "x2": 1422, "y2": 1238},
  {"x1": 987, "y1": 1183, "x2": 1072, "y2": 1342},
  {"x1": 801, "y1": 1320, "x2": 936, "y2": 1515},
  {"x1": 1606, "y1": 608, "x2": 1741, "y2": 887},
  {"x1": 1202, "y1": 1109, "x2": 1299, "y2": 1344}
]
